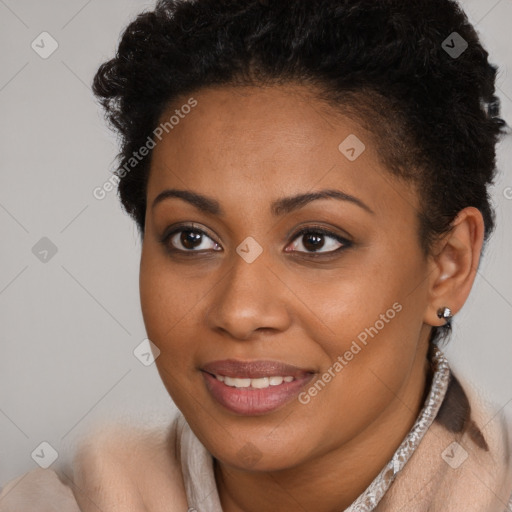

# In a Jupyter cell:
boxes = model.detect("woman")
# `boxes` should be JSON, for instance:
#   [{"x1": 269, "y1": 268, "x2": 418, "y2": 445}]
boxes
[{"x1": 1, "y1": 0, "x2": 511, "y2": 510}]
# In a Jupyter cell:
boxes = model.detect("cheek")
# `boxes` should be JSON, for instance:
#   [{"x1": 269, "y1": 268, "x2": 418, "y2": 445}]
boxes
[
  {"x1": 139, "y1": 249, "x2": 202, "y2": 411},
  {"x1": 139, "y1": 247, "x2": 193, "y2": 353},
  {"x1": 292, "y1": 247, "x2": 427, "y2": 357},
  {"x1": 288, "y1": 249, "x2": 428, "y2": 413},
  {"x1": 140, "y1": 239, "x2": 201, "y2": 327}
]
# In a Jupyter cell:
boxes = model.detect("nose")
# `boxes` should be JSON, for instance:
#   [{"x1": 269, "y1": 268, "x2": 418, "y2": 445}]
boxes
[{"x1": 206, "y1": 251, "x2": 291, "y2": 340}]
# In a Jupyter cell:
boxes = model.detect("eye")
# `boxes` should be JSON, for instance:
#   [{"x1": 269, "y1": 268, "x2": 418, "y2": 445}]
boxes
[
  {"x1": 160, "y1": 224, "x2": 351, "y2": 256},
  {"x1": 161, "y1": 224, "x2": 221, "y2": 253},
  {"x1": 285, "y1": 227, "x2": 351, "y2": 255}
]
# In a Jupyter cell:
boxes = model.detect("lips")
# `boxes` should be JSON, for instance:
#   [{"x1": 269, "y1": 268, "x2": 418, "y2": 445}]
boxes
[
  {"x1": 201, "y1": 359, "x2": 315, "y2": 415},
  {"x1": 202, "y1": 359, "x2": 313, "y2": 379}
]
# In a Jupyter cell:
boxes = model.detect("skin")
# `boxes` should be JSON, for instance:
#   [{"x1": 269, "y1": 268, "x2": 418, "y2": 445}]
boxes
[{"x1": 138, "y1": 84, "x2": 484, "y2": 512}]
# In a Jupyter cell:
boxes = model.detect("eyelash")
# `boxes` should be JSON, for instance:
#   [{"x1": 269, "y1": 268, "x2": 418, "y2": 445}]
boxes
[{"x1": 159, "y1": 223, "x2": 352, "y2": 257}]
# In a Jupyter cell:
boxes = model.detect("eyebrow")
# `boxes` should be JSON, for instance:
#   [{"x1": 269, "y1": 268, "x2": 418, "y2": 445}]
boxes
[{"x1": 151, "y1": 188, "x2": 374, "y2": 216}]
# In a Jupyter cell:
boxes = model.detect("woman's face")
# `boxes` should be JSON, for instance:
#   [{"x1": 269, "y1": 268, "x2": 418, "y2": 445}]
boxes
[{"x1": 140, "y1": 84, "x2": 434, "y2": 471}]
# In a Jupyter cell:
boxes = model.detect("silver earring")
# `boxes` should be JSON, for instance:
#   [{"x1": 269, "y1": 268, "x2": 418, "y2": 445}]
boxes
[{"x1": 437, "y1": 307, "x2": 453, "y2": 323}]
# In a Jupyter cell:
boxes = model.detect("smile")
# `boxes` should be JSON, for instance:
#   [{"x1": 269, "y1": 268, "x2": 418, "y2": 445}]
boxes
[
  {"x1": 212, "y1": 374, "x2": 295, "y2": 388},
  {"x1": 200, "y1": 359, "x2": 315, "y2": 415}
]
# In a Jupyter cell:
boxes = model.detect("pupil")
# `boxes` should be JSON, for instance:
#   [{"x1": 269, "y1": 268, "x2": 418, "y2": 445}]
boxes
[
  {"x1": 181, "y1": 230, "x2": 202, "y2": 249},
  {"x1": 304, "y1": 233, "x2": 324, "y2": 251}
]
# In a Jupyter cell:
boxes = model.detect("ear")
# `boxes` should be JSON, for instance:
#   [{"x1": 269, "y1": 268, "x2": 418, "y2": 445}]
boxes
[{"x1": 424, "y1": 207, "x2": 485, "y2": 327}]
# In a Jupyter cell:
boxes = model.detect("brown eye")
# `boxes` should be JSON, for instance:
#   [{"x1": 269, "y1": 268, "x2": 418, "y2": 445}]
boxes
[
  {"x1": 161, "y1": 224, "x2": 222, "y2": 253},
  {"x1": 301, "y1": 233, "x2": 326, "y2": 251},
  {"x1": 179, "y1": 230, "x2": 203, "y2": 250},
  {"x1": 286, "y1": 228, "x2": 351, "y2": 255}
]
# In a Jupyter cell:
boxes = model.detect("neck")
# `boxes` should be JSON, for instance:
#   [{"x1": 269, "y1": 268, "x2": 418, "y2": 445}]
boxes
[{"x1": 214, "y1": 345, "x2": 432, "y2": 512}]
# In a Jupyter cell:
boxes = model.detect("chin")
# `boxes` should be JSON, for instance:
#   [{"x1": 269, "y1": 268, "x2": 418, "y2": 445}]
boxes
[{"x1": 217, "y1": 449, "x2": 300, "y2": 473}]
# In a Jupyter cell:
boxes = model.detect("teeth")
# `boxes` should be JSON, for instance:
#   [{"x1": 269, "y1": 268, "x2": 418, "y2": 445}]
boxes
[
  {"x1": 224, "y1": 376, "x2": 251, "y2": 388},
  {"x1": 215, "y1": 374, "x2": 295, "y2": 389},
  {"x1": 269, "y1": 376, "x2": 283, "y2": 386},
  {"x1": 251, "y1": 377, "x2": 269, "y2": 389}
]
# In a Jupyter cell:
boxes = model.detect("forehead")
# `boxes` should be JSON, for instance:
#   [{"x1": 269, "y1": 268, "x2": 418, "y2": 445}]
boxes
[
  {"x1": 156, "y1": 84, "x2": 343, "y2": 164},
  {"x1": 147, "y1": 84, "x2": 418, "y2": 217}
]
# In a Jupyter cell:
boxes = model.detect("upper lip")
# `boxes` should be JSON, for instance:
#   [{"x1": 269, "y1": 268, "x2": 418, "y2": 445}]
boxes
[{"x1": 202, "y1": 359, "x2": 314, "y2": 379}]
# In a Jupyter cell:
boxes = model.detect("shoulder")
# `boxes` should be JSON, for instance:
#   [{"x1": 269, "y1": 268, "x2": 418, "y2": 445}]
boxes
[
  {"x1": 72, "y1": 417, "x2": 189, "y2": 512},
  {"x1": 452, "y1": 373, "x2": 512, "y2": 508},
  {"x1": 0, "y1": 467, "x2": 80, "y2": 512},
  {"x1": 0, "y1": 417, "x2": 189, "y2": 512},
  {"x1": 379, "y1": 368, "x2": 512, "y2": 510}
]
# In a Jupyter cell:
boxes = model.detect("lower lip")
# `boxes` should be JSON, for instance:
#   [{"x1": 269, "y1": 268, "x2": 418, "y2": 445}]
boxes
[{"x1": 201, "y1": 371, "x2": 314, "y2": 415}]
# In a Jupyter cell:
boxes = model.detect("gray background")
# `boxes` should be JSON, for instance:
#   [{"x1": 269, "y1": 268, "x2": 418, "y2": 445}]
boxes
[{"x1": 0, "y1": 0, "x2": 511, "y2": 488}]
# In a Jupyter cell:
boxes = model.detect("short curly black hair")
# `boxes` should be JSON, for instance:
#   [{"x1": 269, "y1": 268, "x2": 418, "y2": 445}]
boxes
[{"x1": 93, "y1": 0, "x2": 506, "y2": 343}]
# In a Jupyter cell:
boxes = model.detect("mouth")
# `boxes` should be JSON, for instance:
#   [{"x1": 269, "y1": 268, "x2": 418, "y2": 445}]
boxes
[
  {"x1": 208, "y1": 373, "x2": 296, "y2": 388},
  {"x1": 201, "y1": 359, "x2": 315, "y2": 415}
]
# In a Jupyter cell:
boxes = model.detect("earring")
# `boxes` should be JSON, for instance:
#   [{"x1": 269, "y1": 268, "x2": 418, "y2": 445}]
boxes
[{"x1": 437, "y1": 307, "x2": 453, "y2": 324}]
